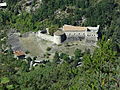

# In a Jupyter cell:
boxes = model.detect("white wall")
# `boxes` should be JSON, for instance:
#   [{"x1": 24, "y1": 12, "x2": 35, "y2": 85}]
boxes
[
  {"x1": 65, "y1": 31, "x2": 85, "y2": 37},
  {"x1": 36, "y1": 31, "x2": 54, "y2": 42},
  {"x1": 87, "y1": 25, "x2": 99, "y2": 32},
  {"x1": 0, "y1": 3, "x2": 7, "y2": 7},
  {"x1": 54, "y1": 35, "x2": 61, "y2": 44}
]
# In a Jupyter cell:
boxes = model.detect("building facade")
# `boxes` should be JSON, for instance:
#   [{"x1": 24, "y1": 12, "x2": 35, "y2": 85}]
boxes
[{"x1": 62, "y1": 25, "x2": 99, "y2": 44}]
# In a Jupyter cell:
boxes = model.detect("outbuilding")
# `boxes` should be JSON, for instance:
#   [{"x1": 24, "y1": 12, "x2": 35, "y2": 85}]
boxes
[
  {"x1": 0, "y1": 2, "x2": 7, "y2": 8},
  {"x1": 13, "y1": 51, "x2": 25, "y2": 59}
]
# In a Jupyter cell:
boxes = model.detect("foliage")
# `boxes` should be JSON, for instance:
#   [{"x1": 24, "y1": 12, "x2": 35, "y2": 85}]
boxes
[
  {"x1": 53, "y1": 52, "x2": 61, "y2": 64},
  {"x1": 46, "y1": 47, "x2": 51, "y2": 51},
  {"x1": 74, "y1": 49, "x2": 82, "y2": 60},
  {"x1": 0, "y1": 77, "x2": 10, "y2": 84},
  {"x1": 0, "y1": 0, "x2": 120, "y2": 89},
  {"x1": 49, "y1": 25, "x2": 58, "y2": 36}
]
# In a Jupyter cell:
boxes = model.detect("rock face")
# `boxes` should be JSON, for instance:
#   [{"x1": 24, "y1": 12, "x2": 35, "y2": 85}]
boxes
[
  {"x1": 7, "y1": 29, "x2": 24, "y2": 52},
  {"x1": 8, "y1": 0, "x2": 42, "y2": 13},
  {"x1": 21, "y1": 0, "x2": 42, "y2": 13}
]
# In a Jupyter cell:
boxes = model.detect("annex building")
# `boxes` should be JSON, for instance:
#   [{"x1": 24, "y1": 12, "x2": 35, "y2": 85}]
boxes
[{"x1": 0, "y1": 2, "x2": 7, "y2": 8}]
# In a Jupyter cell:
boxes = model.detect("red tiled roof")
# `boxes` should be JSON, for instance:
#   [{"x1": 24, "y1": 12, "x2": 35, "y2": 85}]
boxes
[
  {"x1": 63, "y1": 25, "x2": 87, "y2": 31},
  {"x1": 13, "y1": 51, "x2": 25, "y2": 56}
]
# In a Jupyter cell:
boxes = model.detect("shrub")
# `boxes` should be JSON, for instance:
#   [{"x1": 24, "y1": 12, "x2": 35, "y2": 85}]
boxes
[{"x1": 46, "y1": 47, "x2": 51, "y2": 51}]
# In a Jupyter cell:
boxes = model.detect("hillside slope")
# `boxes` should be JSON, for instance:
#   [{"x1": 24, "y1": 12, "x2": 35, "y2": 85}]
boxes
[{"x1": 1, "y1": 0, "x2": 119, "y2": 50}]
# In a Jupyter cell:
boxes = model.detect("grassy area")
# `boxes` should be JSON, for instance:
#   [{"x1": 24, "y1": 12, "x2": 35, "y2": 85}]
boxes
[{"x1": 19, "y1": 34, "x2": 43, "y2": 56}]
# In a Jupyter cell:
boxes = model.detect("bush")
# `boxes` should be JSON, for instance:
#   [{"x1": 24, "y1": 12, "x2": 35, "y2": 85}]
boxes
[
  {"x1": 25, "y1": 50, "x2": 30, "y2": 54},
  {"x1": 46, "y1": 47, "x2": 51, "y2": 51}
]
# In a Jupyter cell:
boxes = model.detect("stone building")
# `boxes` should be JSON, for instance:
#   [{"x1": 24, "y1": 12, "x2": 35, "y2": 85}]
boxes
[
  {"x1": 0, "y1": 2, "x2": 7, "y2": 8},
  {"x1": 62, "y1": 25, "x2": 99, "y2": 44},
  {"x1": 13, "y1": 50, "x2": 25, "y2": 59},
  {"x1": 54, "y1": 30, "x2": 66, "y2": 44},
  {"x1": 36, "y1": 25, "x2": 99, "y2": 45}
]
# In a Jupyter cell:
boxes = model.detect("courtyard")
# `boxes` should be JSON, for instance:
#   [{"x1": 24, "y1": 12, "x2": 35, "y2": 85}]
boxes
[
  {"x1": 19, "y1": 33, "x2": 96, "y2": 59},
  {"x1": 7, "y1": 30, "x2": 96, "y2": 60}
]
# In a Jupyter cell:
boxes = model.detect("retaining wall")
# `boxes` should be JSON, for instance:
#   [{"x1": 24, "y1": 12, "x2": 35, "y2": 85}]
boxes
[{"x1": 36, "y1": 31, "x2": 54, "y2": 42}]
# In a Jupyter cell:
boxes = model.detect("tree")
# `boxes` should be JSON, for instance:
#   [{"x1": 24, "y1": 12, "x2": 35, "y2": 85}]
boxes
[
  {"x1": 46, "y1": 47, "x2": 51, "y2": 51},
  {"x1": 49, "y1": 25, "x2": 58, "y2": 36},
  {"x1": 0, "y1": 77, "x2": 14, "y2": 90},
  {"x1": 80, "y1": 39, "x2": 119, "y2": 90},
  {"x1": 53, "y1": 52, "x2": 60, "y2": 64},
  {"x1": 74, "y1": 49, "x2": 82, "y2": 60},
  {"x1": 60, "y1": 53, "x2": 71, "y2": 63}
]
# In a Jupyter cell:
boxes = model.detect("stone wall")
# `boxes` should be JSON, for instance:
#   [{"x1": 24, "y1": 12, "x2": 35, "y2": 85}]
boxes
[
  {"x1": 54, "y1": 33, "x2": 66, "y2": 44},
  {"x1": 65, "y1": 31, "x2": 85, "y2": 38},
  {"x1": 36, "y1": 31, "x2": 54, "y2": 42}
]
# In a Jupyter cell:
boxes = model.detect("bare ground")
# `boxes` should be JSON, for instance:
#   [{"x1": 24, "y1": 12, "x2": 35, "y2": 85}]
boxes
[{"x1": 19, "y1": 33, "x2": 96, "y2": 59}]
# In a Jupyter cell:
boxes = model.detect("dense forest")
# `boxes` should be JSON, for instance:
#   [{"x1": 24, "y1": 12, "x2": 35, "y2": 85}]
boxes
[{"x1": 0, "y1": 0, "x2": 120, "y2": 89}]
